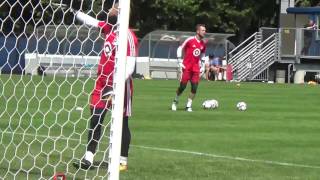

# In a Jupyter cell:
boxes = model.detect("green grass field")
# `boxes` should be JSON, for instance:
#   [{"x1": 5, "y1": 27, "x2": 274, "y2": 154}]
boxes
[{"x1": 0, "y1": 75, "x2": 320, "y2": 179}]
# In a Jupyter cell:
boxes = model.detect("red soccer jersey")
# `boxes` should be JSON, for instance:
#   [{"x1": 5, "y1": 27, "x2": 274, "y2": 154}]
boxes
[
  {"x1": 97, "y1": 22, "x2": 138, "y2": 86},
  {"x1": 90, "y1": 22, "x2": 138, "y2": 115},
  {"x1": 180, "y1": 36, "x2": 206, "y2": 72}
]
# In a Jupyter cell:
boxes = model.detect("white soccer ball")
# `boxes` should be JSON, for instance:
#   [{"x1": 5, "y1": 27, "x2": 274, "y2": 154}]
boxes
[
  {"x1": 236, "y1": 102, "x2": 247, "y2": 111},
  {"x1": 202, "y1": 99, "x2": 219, "y2": 109}
]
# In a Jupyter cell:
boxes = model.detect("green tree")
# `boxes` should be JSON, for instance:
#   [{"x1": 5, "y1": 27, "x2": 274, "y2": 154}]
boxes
[{"x1": 131, "y1": 0, "x2": 279, "y2": 43}]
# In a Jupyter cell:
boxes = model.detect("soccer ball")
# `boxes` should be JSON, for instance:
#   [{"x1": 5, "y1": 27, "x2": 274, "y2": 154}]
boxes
[
  {"x1": 202, "y1": 99, "x2": 219, "y2": 109},
  {"x1": 236, "y1": 102, "x2": 247, "y2": 111}
]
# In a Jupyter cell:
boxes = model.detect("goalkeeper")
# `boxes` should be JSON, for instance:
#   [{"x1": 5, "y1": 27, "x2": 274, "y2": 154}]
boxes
[
  {"x1": 171, "y1": 24, "x2": 207, "y2": 112},
  {"x1": 69, "y1": 3, "x2": 138, "y2": 171}
]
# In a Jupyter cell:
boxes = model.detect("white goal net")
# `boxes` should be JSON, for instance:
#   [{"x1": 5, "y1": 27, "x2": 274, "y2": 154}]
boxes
[{"x1": 0, "y1": 0, "x2": 131, "y2": 179}]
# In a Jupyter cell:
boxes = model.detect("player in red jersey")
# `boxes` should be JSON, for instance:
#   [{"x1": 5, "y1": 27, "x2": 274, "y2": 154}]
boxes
[
  {"x1": 171, "y1": 24, "x2": 207, "y2": 112},
  {"x1": 72, "y1": 3, "x2": 138, "y2": 171}
]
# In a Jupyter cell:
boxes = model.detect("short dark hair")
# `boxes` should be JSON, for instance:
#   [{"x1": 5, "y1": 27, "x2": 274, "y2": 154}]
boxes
[
  {"x1": 209, "y1": 53, "x2": 215, "y2": 58},
  {"x1": 196, "y1": 24, "x2": 206, "y2": 31}
]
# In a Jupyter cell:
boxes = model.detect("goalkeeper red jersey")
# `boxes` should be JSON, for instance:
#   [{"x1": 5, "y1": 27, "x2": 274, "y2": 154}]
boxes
[
  {"x1": 181, "y1": 36, "x2": 206, "y2": 72},
  {"x1": 90, "y1": 22, "x2": 138, "y2": 116},
  {"x1": 97, "y1": 22, "x2": 138, "y2": 86}
]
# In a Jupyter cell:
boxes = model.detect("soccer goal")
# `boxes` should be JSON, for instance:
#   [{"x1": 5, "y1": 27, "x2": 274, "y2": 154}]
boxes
[{"x1": 0, "y1": 0, "x2": 130, "y2": 179}]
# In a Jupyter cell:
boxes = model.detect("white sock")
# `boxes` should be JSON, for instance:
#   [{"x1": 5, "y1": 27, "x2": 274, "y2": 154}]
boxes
[
  {"x1": 174, "y1": 95, "x2": 179, "y2": 103},
  {"x1": 186, "y1": 98, "x2": 192, "y2": 108},
  {"x1": 84, "y1": 151, "x2": 94, "y2": 164},
  {"x1": 120, "y1": 156, "x2": 128, "y2": 165}
]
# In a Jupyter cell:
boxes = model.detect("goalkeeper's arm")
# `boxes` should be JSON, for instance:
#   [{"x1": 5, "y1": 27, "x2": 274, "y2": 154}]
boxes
[
  {"x1": 75, "y1": 11, "x2": 113, "y2": 33},
  {"x1": 51, "y1": 3, "x2": 101, "y2": 28},
  {"x1": 75, "y1": 11, "x2": 100, "y2": 28},
  {"x1": 125, "y1": 57, "x2": 136, "y2": 79},
  {"x1": 177, "y1": 46, "x2": 183, "y2": 59},
  {"x1": 176, "y1": 46, "x2": 185, "y2": 69},
  {"x1": 74, "y1": 2, "x2": 118, "y2": 30}
]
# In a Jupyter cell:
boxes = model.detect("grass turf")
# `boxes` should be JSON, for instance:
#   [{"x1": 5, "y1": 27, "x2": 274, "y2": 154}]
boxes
[{"x1": 0, "y1": 75, "x2": 320, "y2": 179}]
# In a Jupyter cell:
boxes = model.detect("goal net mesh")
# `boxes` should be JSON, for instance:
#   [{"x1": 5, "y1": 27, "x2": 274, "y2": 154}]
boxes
[{"x1": 0, "y1": 0, "x2": 124, "y2": 179}]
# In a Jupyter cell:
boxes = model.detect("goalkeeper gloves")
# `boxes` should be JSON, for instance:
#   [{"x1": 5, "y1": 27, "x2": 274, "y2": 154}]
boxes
[
  {"x1": 178, "y1": 62, "x2": 185, "y2": 69},
  {"x1": 177, "y1": 59, "x2": 185, "y2": 69}
]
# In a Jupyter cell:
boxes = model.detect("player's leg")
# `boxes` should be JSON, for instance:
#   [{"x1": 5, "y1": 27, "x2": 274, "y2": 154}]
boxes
[
  {"x1": 171, "y1": 69, "x2": 190, "y2": 111},
  {"x1": 185, "y1": 83, "x2": 198, "y2": 112},
  {"x1": 120, "y1": 116, "x2": 131, "y2": 171},
  {"x1": 73, "y1": 80, "x2": 112, "y2": 169},
  {"x1": 86, "y1": 108, "x2": 107, "y2": 157},
  {"x1": 171, "y1": 82, "x2": 187, "y2": 111},
  {"x1": 185, "y1": 71, "x2": 200, "y2": 112},
  {"x1": 220, "y1": 67, "x2": 226, "y2": 80},
  {"x1": 120, "y1": 81, "x2": 132, "y2": 171},
  {"x1": 211, "y1": 66, "x2": 219, "y2": 81},
  {"x1": 73, "y1": 107, "x2": 107, "y2": 170}
]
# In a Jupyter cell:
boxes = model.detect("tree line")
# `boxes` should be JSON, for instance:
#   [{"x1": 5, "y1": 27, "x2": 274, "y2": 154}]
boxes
[{"x1": 0, "y1": 0, "x2": 319, "y2": 44}]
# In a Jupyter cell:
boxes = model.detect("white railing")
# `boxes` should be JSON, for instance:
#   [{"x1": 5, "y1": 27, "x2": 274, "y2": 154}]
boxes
[
  {"x1": 228, "y1": 32, "x2": 260, "y2": 65},
  {"x1": 228, "y1": 31, "x2": 279, "y2": 81},
  {"x1": 238, "y1": 34, "x2": 278, "y2": 80}
]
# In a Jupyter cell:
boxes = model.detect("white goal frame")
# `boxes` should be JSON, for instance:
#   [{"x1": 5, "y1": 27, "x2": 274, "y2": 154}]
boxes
[{"x1": 107, "y1": 0, "x2": 131, "y2": 179}]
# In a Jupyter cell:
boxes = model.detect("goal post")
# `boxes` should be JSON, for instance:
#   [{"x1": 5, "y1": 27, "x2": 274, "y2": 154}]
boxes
[
  {"x1": 107, "y1": 0, "x2": 131, "y2": 179},
  {"x1": 0, "y1": 0, "x2": 132, "y2": 179}
]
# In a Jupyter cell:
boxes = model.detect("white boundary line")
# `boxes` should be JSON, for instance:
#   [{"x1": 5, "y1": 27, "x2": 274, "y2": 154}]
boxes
[
  {"x1": 132, "y1": 145, "x2": 320, "y2": 169},
  {"x1": 2, "y1": 131, "x2": 320, "y2": 169}
]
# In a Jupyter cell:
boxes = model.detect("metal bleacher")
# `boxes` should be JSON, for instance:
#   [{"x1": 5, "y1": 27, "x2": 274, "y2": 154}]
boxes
[
  {"x1": 225, "y1": 6, "x2": 320, "y2": 83},
  {"x1": 227, "y1": 29, "x2": 280, "y2": 82},
  {"x1": 227, "y1": 25, "x2": 320, "y2": 83}
]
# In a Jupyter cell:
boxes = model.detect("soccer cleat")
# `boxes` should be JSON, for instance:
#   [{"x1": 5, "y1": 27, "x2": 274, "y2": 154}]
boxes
[
  {"x1": 185, "y1": 107, "x2": 192, "y2": 112},
  {"x1": 72, "y1": 159, "x2": 94, "y2": 170},
  {"x1": 119, "y1": 164, "x2": 128, "y2": 171},
  {"x1": 171, "y1": 101, "x2": 178, "y2": 111}
]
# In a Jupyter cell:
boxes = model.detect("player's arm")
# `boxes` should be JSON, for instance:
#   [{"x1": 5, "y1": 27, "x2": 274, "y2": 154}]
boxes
[
  {"x1": 125, "y1": 57, "x2": 136, "y2": 79},
  {"x1": 177, "y1": 38, "x2": 190, "y2": 69},
  {"x1": 177, "y1": 38, "x2": 190, "y2": 59},
  {"x1": 108, "y1": 2, "x2": 119, "y2": 16},
  {"x1": 75, "y1": 8, "x2": 117, "y2": 34},
  {"x1": 176, "y1": 46, "x2": 183, "y2": 59},
  {"x1": 51, "y1": 3, "x2": 112, "y2": 33},
  {"x1": 176, "y1": 47, "x2": 185, "y2": 69},
  {"x1": 75, "y1": 11, "x2": 100, "y2": 28},
  {"x1": 76, "y1": 11, "x2": 113, "y2": 34}
]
